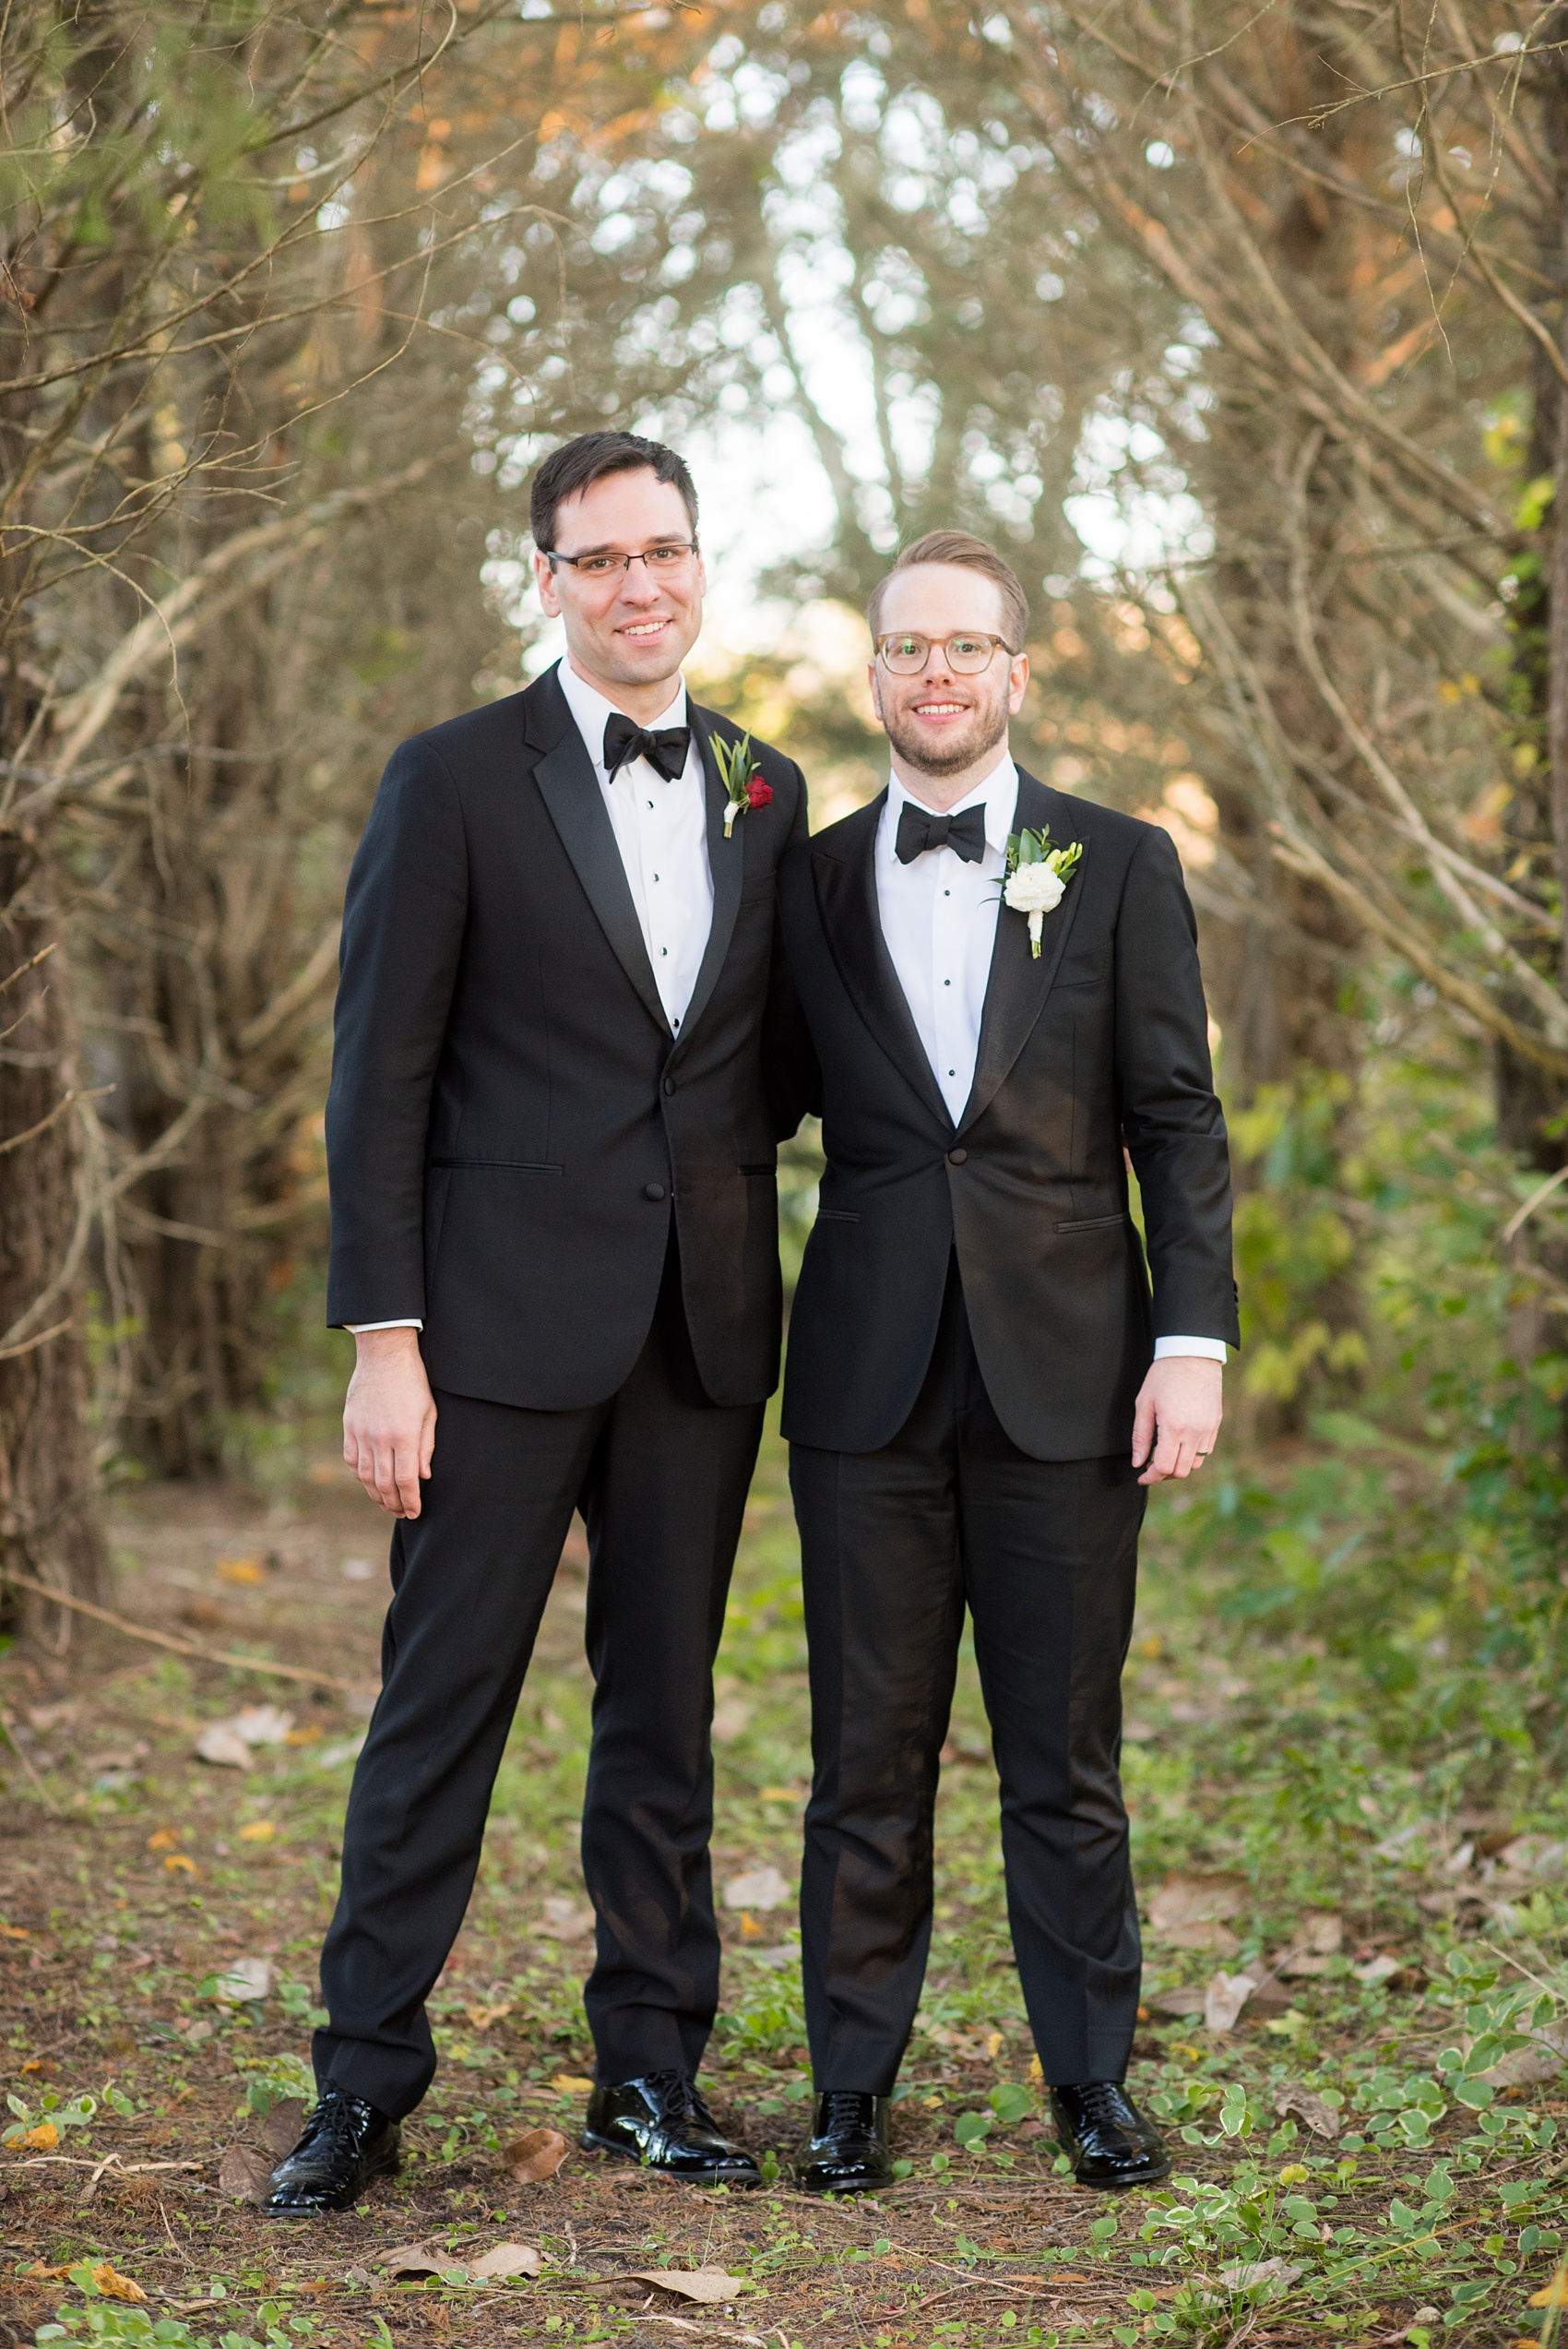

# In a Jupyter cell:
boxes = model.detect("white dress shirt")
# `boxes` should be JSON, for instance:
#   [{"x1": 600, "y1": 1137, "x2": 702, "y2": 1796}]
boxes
[
  {"x1": 350, "y1": 658, "x2": 715, "y2": 1334},
  {"x1": 553, "y1": 656, "x2": 714, "y2": 1035},
  {"x1": 874, "y1": 756, "x2": 1225, "y2": 1366}
]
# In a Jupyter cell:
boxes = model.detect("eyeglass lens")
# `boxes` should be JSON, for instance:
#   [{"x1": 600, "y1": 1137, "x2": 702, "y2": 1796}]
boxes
[
  {"x1": 880, "y1": 634, "x2": 1003, "y2": 674},
  {"x1": 564, "y1": 544, "x2": 696, "y2": 578}
]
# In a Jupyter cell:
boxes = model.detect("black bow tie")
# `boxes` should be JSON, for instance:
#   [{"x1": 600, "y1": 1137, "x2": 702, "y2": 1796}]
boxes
[
  {"x1": 603, "y1": 710, "x2": 691, "y2": 783},
  {"x1": 895, "y1": 801, "x2": 987, "y2": 864}
]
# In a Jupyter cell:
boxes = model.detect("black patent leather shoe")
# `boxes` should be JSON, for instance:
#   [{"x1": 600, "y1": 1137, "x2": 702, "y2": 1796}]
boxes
[
  {"x1": 1050, "y1": 2081, "x2": 1170, "y2": 2189},
  {"x1": 264, "y1": 2086, "x2": 400, "y2": 2214},
  {"x1": 796, "y1": 2091, "x2": 894, "y2": 2195},
  {"x1": 581, "y1": 2069, "x2": 760, "y2": 2186}
]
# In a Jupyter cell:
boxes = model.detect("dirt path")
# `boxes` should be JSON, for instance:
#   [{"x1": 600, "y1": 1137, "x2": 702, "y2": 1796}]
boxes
[{"x1": 0, "y1": 1434, "x2": 1563, "y2": 2345}]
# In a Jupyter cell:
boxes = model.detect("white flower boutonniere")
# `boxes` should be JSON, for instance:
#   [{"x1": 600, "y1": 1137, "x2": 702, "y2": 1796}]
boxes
[{"x1": 1003, "y1": 826, "x2": 1083, "y2": 958}]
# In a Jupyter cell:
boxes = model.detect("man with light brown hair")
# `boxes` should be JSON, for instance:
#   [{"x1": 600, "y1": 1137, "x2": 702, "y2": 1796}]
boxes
[{"x1": 772, "y1": 530, "x2": 1237, "y2": 2193}]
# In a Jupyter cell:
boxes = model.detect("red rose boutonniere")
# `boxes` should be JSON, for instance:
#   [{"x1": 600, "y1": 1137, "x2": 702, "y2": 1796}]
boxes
[{"x1": 713, "y1": 733, "x2": 771, "y2": 835}]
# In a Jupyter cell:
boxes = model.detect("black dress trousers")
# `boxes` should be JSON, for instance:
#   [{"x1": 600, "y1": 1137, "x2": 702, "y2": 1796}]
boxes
[
  {"x1": 315, "y1": 1239, "x2": 764, "y2": 2119},
  {"x1": 789, "y1": 1258, "x2": 1146, "y2": 2096}
]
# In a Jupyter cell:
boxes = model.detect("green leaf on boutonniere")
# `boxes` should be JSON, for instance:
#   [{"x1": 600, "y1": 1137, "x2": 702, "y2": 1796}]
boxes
[
  {"x1": 1001, "y1": 827, "x2": 1083, "y2": 957},
  {"x1": 712, "y1": 731, "x2": 772, "y2": 835}
]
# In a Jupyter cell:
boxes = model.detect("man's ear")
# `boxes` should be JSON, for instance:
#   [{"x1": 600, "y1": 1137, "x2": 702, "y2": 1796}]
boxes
[
  {"x1": 535, "y1": 550, "x2": 562, "y2": 619},
  {"x1": 1006, "y1": 650, "x2": 1029, "y2": 714},
  {"x1": 867, "y1": 662, "x2": 885, "y2": 724}
]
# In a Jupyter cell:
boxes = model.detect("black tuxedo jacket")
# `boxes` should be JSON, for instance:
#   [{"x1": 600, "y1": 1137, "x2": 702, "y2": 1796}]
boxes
[
  {"x1": 325, "y1": 664, "x2": 808, "y2": 1411},
  {"x1": 776, "y1": 769, "x2": 1238, "y2": 1460}
]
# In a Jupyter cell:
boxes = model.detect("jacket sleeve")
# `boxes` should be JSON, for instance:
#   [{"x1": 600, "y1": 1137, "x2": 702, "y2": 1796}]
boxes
[
  {"x1": 1113, "y1": 823, "x2": 1240, "y2": 1346},
  {"x1": 324, "y1": 736, "x2": 469, "y2": 1327},
  {"x1": 762, "y1": 766, "x2": 823, "y2": 1139}
]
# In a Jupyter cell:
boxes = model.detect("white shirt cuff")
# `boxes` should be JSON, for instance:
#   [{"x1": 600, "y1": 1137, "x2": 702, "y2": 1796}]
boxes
[
  {"x1": 1154, "y1": 1336, "x2": 1227, "y2": 1363},
  {"x1": 347, "y1": 1319, "x2": 424, "y2": 1333}
]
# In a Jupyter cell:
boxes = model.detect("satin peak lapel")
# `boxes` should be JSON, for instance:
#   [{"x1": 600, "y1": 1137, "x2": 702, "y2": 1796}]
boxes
[
  {"x1": 530, "y1": 698, "x2": 670, "y2": 1038},
  {"x1": 957, "y1": 769, "x2": 1086, "y2": 1136},
  {"x1": 811, "y1": 795, "x2": 954, "y2": 1132},
  {"x1": 667, "y1": 706, "x2": 744, "y2": 1059}
]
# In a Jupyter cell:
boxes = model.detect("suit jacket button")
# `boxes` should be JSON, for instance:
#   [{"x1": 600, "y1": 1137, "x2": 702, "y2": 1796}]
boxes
[
  {"x1": 663, "y1": 1077, "x2": 677, "y2": 1095},
  {"x1": 947, "y1": 1148, "x2": 968, "y2": 1165},
  {"x1": 644, "y1": 1183, "x2": 666, "y2": 1202}
]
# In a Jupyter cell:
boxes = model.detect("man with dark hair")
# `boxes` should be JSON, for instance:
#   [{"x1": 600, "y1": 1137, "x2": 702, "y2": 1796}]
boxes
[
  {"x1": 266, "y1": 430, "x2": 807, "y2": 2213},
  {"x1": 773, "y1": 531, "x2": 1237, "y2": 2196}
]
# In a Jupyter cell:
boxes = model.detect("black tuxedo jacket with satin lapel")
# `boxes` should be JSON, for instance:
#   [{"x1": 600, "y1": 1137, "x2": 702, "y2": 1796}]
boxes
[
  {"x1": 776, "y1": 768, "x2": 1239, "y2": 1461},
  {"x1": 325, "y1": 664, "x2": 809, "y2": 1411}
]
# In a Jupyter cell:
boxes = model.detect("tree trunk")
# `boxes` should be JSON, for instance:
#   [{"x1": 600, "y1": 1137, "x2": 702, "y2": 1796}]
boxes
[{"x1": 0, "y1": 830, "x2": 108, "y2": 1637}]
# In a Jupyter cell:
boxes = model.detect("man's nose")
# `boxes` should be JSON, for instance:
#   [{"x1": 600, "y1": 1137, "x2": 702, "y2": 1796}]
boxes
[{"x1": 615, "y1": 559, "x2": 663, "y2": 606}]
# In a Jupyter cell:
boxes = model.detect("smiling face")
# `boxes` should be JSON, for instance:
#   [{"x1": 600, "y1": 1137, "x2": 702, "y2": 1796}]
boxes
[
  {"x1": 534, "y1": 467, "x2": 706, "y2": 720},
  {"x1": 870, "y1": 563, "x2": 1029, "y2": 808}
]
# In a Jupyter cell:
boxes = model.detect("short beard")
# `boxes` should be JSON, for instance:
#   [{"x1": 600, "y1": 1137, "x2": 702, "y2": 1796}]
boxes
[{"x1": 882, "y1": 694, "x2": 1010, "y2": 780}]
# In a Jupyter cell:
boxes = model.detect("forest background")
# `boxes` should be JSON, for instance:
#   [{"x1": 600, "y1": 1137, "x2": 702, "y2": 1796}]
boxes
[
  {"x1": 6, "y1": 0, "x2": 1568, "y2": 1757},
  {"x1": 4, "y1": 5, "x2": 1568, "y2": 2345}
]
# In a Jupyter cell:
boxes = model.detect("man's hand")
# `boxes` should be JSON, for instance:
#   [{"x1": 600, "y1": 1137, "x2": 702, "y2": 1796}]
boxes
[
  {"x1": 1132, "y1": 1357, "x2": 1222, "y2": 1485},
  {"x1": 344, "y1": 1329, "x2": 437, "y2": 1518}
]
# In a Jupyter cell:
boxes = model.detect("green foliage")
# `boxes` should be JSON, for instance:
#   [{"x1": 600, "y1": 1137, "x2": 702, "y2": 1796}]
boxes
[{"x1": 1229, "y1": 1073, "x2": 1366, "y2": 1408}]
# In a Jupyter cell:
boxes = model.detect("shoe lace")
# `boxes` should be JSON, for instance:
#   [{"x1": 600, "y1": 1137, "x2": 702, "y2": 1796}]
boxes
[
  {"x1": 1073, "y1": 2081, "x2": 1132, "y2": 2127},
  {"x1": 818, "y1": 2091, "x2": 875, "y2": 2136},
  {"x1": 309, "y1": 2089, "x2": 373, "y2": 2148},
  {"x1": 642, "y1": 2069, "x2": 713, "y2": 2128}
]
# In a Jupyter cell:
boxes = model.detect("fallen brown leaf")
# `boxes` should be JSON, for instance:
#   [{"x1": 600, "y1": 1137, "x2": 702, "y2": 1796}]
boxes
[
  {"x1": 501, "y1": 2126, "x2": 570, "y2": 2182},
  {"x1": 723, "y1": 1866, "x2": 792, "y2": 1913},
  {"x1": 1161, "y1": 1919, "x2": 1240, "y2": 1953},
  {"x1": 194, "y1": 1723, "x2": 252, "y2": 1770},
  {"x1": 1204, "y1": 1970, "x2": 1256, "y2": 2034},
  {"x1": 1149, "y1": 1873, "x2": 1247, "y2": 1932},
  {"x1": 379, "y1": 2244, "x2": 457, "y2": 2280},
  {"x1": 631, "y1": 2268, "x2": 746, "y2": 2305},
  {"x1": 219, "y1": 2143, "x2": 275, "y2": 2204},
  {"x1": 468, "y1": 2242, "x2": 541, "y2": 2280},
  {"x1": 1146, "y1": 1986, "x2": 1206, "y2": 2017},
  {"x1": 1273, "y1": 2084, "x2": 1341, "y2": 2140},
  {"x1": 465, "y1": 1999, "x2": 513, "y2": 2030},
  {"x1": 259, "y1": 2099, "x2": 305, "y2": 2157}
]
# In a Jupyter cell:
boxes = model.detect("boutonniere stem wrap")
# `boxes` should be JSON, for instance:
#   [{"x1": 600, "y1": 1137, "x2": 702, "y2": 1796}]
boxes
[
  {"x1": 1003, "y1": 826, "x2": 1083, "y2": 958},
  {"x1": 712, "y1": 732, "x2": 772, "y2": 835}
]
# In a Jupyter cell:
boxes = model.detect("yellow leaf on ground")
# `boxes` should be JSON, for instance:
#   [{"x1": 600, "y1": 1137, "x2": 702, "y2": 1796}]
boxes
[
  {"x1": 217, "y1": 1557, "x2": 267, "y2": 1585},
  {"x1": 551, "y1": 2074, "x2": 594, "y2": 2097},
  {"x1": 15, "y1": 2123, "x2": 58, "y2": 2149},
  {"x1": 164, "y1": 1854, "x2": 199, "y2": 1875},
  {"x1": 238, "y1": 1820, "x2": 278, "y2": 1842},
  {"x1": 1027, "y1": 2055, "x2": 1043, "y2": 2083},
  {"x1": 0, "y1": 1924, "x2": 30, "y2": 1939},
  {"x1": 465, "y1": 2000, "x2": 512, "y2": 2029},
  {"x1": 985, "y1": 2031, "x2": 1004, "y2": 2058},
  {"x1": 93, "y1": 2265, "x2": 147, "y2": 2303},
  {"x1": 1528, "y1": 2274, "x2": 1568, "y2": 2308},
  {"x1": 146, "y1": 1828, "x2": 181, "y2": 1852},
  {"x1": 283, "y1": 1725, "x2": 322, "y2": 1745},
  {"x1": 759, "y1": 1785, "x2": 804, "y2": 1804}
]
